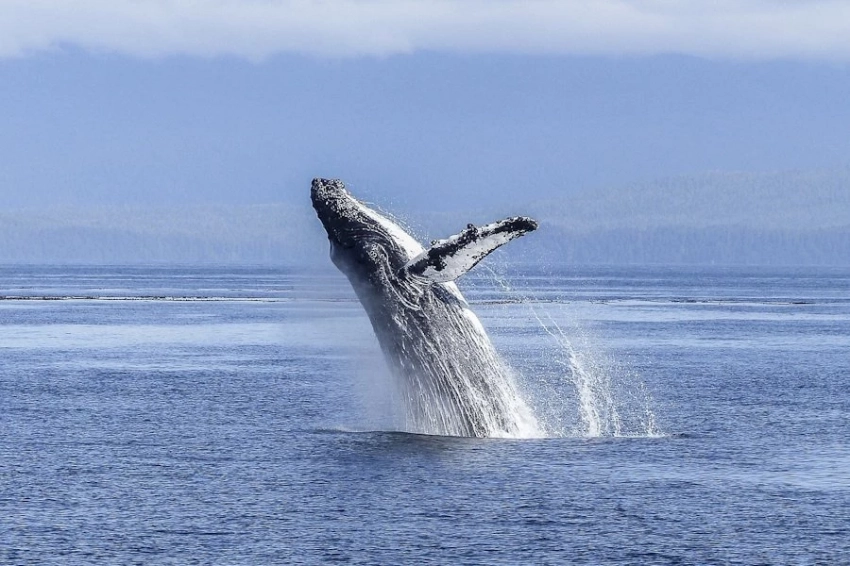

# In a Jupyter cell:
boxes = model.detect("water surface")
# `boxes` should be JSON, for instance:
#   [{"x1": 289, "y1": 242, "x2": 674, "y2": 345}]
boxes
[{"x1": 2, "y1": 265, "x2": 849, "y2": 564}]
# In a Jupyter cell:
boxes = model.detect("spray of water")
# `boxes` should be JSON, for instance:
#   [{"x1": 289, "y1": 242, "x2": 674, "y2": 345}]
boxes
[{"x1": 479, "y1": 266, "x2": 661, "y2": 438}]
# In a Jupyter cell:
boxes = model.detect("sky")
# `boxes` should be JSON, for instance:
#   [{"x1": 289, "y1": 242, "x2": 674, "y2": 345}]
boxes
[{"x1": 1, "y1": 1, "x2": 850, "y2": 212}]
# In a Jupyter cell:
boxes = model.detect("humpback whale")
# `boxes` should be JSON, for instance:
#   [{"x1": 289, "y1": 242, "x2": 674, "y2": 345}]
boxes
[{"x1": 311, "y1": 178, "x2": 540, "y2": 437}]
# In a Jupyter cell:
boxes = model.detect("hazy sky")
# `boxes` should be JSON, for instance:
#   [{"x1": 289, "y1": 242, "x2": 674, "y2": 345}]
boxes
[{"x1": 2, "y1": 1, "x2": 849, "y2": 211}]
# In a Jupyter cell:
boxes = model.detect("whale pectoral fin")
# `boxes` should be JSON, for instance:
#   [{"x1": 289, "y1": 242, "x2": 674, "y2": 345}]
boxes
[{"x1": 402, "y1": 216, "x2": 538, "y2": 283}]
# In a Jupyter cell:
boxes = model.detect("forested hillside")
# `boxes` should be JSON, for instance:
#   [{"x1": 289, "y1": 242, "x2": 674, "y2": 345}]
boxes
[
  {"x1": 2, "y1": 169, "x2": 848, "y2": 266},
  {"x1": 0, "y1": 204, "x2": 324, "y2": 265},
  {"x1": 526, "y1": 169, "x2": 850, "y2": 265}
]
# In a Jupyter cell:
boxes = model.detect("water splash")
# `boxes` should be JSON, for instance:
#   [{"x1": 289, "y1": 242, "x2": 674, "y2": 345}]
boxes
[
  {"x1": 479, "y1": 267, "x2": 661, "y2": 438},
  {"x1": 531, "y1": 310, "x2": 660, "y2": 438},
  {"x1": 354, "y1": 265, "x2": 661, "y2": 439}
]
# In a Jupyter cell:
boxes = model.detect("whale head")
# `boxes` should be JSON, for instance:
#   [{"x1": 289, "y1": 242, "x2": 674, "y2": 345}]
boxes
[{"x1": 311, "y1": 178, "x2": 421, "y2": 288}]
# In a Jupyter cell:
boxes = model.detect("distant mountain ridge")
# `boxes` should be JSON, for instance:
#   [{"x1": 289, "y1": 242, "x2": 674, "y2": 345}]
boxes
[
  {"x1": 495, "y1": 168, "x2": 848, "y2": 266},
  {"x1": 552, "y1": 169, "x2": 850, "y2": 231},
  {"x1": 1, "y1": 169, "x2": 848, "y2": 266},
  {"x1": 0, "y1": 203, "x2": 324, "y2": 265},
  {"x1": 524, "y1": 168, "x2": 850, "y2": 265}
]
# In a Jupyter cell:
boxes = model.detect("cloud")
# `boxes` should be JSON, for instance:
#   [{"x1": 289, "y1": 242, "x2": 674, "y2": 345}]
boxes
[{"x1": 1, "y1": 0, "x2": 849, "y2": 60}]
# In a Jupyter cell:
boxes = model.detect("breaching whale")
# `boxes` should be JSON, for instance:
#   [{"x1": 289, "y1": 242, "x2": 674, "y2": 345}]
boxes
[{"x1": 311, "y1": 178, "x2": 540, "y2": 437}]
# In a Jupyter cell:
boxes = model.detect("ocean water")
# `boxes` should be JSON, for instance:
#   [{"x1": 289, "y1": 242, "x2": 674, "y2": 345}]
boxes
[{"x1": 2, "y1": 264, "x2": 849, "y2": 564}]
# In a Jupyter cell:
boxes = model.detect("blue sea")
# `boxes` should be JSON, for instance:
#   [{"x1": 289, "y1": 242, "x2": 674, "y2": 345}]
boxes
[{"x1": 2, "y1": 265, "x2": 849, "y2": 564}]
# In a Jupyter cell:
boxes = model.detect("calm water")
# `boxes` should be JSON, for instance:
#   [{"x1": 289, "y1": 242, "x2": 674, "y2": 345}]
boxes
[{"x1": 2, "y1": 265, "x2": 849, "y2": 564}]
